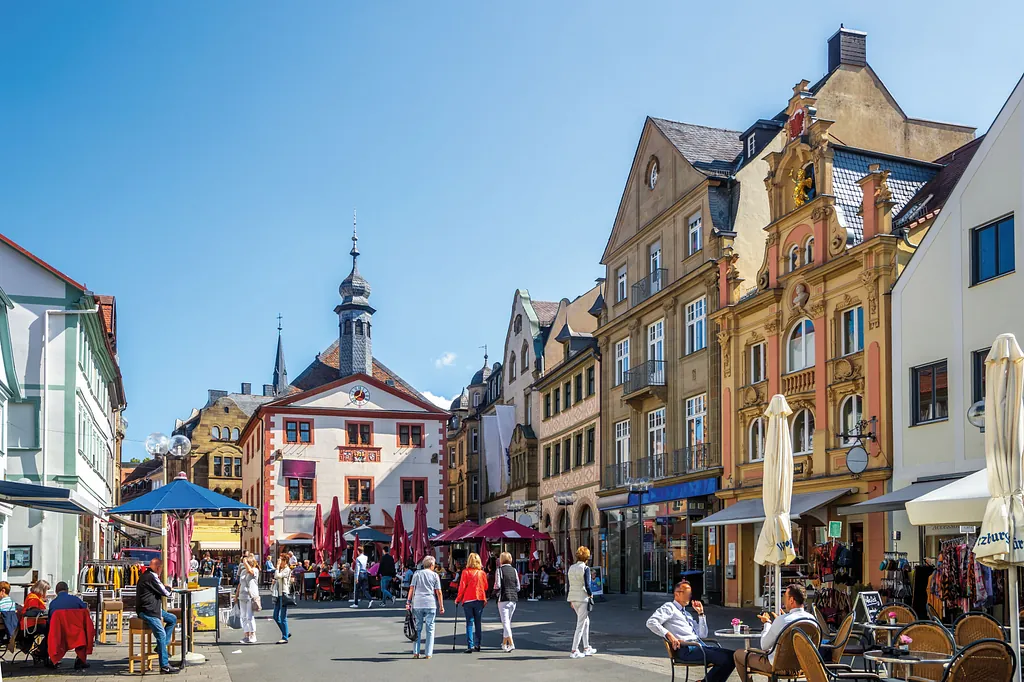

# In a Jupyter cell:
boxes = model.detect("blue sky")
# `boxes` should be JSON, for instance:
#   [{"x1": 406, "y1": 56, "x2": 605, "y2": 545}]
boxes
[{"x1": 1, "y1": 2, "x2": 1021, "y2": 459}]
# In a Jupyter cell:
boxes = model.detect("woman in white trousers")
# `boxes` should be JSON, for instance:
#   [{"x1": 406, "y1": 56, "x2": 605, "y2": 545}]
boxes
[
  {"x1": 494, "y1": 552, "x2": 521, "y2": 652},
  {"x1": 236, "y1": 551, "x2": 261, "y2": 644},
  {"x1": 566, "y1": 546, "x2": 596, "y2": 659}
]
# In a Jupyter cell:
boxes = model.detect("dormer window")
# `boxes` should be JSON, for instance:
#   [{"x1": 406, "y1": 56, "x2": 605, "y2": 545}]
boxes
[
  {"x1": 788, "y1": 245, "x2": 800, "y2": 272},
  {"x1": 747, "y1": 134, "x2": 756, "y2": 160}
]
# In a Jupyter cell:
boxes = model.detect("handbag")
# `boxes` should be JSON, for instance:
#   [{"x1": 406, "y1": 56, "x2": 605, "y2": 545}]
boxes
[
  {"x1": 226, "y1": 603, "x2": 241, "y2": 630},
  {"x1": 280, "y1": 593, "x2": 296, "y2": 607},
  {"x1": 252, "y1": 594, "x2": 263, "y2": 612},
  {"x1": 587, "y1": 596, "x2": 595, "y2": 612},
  {"x1": 403, "y1": 611, "x2": 416, "y2": 641}
]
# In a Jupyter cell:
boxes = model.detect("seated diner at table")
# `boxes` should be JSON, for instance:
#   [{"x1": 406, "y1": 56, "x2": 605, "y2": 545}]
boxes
[{"x1": 733, "y1": 584, "x2": 816, "y2": 682}]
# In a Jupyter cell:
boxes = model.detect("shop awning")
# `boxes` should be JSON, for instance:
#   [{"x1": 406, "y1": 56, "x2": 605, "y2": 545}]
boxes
[
  {"x1": 836, "y1": 475, "x2": 968, "y2": 516},
  {"x1": 0, "y1": 480, "x2": 102, "y2": 516},
  {"x1": 196, "y1": 541, "x2": 242, "y2": 551},
  {"x1": 693, "y1": 488, "x2": 853, "y2": 527},
  {"x1": 905, "y1": 469, "x2": 989, "y2": 526},
  {"x1": 108, "y1": 513, "x2": 161, "y2": 534},
  {"x1": 281, "y1": 460, "x2": 316, "y2": 479},
  {"x1": 596, "y1": 477, "x2": 719, "y2": 512},
  {"x1": 597, "y1": 493, "x2": 630, "y2": 511}
]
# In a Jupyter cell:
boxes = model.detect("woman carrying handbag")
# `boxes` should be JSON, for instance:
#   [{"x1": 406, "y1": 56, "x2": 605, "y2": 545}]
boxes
[
  {"x1": 236, "y1": 551, "x2": 261, "y2": 644},
  {"x1": 271, "y1": 552, "x2": 295, "y2": 644}
]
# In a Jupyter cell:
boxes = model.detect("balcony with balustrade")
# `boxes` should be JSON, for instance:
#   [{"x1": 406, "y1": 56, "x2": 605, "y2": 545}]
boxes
[
  {"x1": 631, "y1": 268, "x2": 667, "y2": 308},
  {"x1": 623, "y1": 360, "x2": 667, "y2": 405},
  {"x1": 601, "y1": 443, "x2": 721, "y2": 490},
  {"x1": 782, "y1": 367, "x2": 815, "y2": 395}
]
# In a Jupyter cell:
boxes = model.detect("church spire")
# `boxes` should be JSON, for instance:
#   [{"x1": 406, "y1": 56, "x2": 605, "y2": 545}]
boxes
[
  {"x1": 350, "y1": 209, "x2": 360, "y2": 269},
  {"x1": 273, "y1": 314, "x2": 288, "y2": 395}
]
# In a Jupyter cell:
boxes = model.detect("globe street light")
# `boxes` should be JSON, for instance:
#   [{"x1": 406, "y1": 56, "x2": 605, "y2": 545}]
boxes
[
  {"x1": 626, "y1": 476, "x2": 653, "y2": 610},
  {"x1": 145, "y1": 432, "x2": 192, "y2": 584},
  {"x1": 968, "y1": 399, "x2": 986, "y2": 433}
]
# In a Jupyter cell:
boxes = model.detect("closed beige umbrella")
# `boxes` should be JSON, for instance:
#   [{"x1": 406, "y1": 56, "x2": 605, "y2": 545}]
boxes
[
  {"x1": 973, "y1": 334, "x2": 1024, "y2": 681},
  {"x1": 755, "y1": 394, "x2": 797, "y2": 613}
]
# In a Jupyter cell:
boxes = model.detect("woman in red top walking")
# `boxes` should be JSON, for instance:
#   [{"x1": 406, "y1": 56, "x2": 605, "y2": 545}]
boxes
[{"x1": 454, "y1": 552, "x2": 488, "y2": 653}]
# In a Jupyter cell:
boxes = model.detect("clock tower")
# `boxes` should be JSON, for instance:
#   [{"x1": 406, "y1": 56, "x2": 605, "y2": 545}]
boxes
[{"x1": 336, "y1": 211, "x2": 375, "y2": 378}]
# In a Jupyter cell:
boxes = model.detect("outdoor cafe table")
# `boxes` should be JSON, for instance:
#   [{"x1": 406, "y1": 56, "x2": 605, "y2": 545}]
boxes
[
  {"x1": 713, "y1": 628, "x2": 763, "y2": 650},
  {"x1": 81, "y1": 581, "x2": 111, "y2": 644},
  {"x1": 862, "y1": 622, "x2": 904, "y2": 647},
  {"x1": 863, "y1": 649, "x2": 953, "y2": 682}
]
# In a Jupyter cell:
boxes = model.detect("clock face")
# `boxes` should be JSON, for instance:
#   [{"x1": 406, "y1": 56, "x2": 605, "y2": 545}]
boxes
[{"x1": 349, "y1": 385, "x2": 370, "y2": 406}]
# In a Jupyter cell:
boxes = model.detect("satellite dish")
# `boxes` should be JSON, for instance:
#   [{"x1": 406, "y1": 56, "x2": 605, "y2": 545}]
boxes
[
  {"x1": 846, "y1": 445, "x2": 868, "y2": 474},
  {"x1": 518, "y1": 513, "x2": 536, "y2": 527}
]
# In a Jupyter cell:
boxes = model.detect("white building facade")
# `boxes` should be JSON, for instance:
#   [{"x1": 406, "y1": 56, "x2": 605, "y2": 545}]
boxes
[
  {"x1": 0, "y1": 233, "x2": 125, "y2": 586},
  {"x1": 891, "y1": 75, "x2": 1023, "y2": 560}
]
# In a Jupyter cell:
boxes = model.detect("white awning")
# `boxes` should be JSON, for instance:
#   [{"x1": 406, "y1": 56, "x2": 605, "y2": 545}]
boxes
[
  {"x1": 693, "y1": 489, "x2": 853, "y2": 527},
  {"x1": 905, "y1": 469, "x2": 989, "y2": 526},
  {"x1": 196, "y1": 541, "x2": 242, "y2": 551},
  {"x1": 836, "y1": 475, "x2": 968, "y2": 516}
]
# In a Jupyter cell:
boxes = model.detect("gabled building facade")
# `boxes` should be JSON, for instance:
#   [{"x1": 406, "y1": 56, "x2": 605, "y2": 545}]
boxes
[
  {"x1": 240, "y1": 228, "x2": 448, "y2": 559},
  {"x1": 0, "y1": 233, "x2": 127, "y2": 588},
  {"x1": 707, "y1": 28, "x2": 976, "y2": 608}
]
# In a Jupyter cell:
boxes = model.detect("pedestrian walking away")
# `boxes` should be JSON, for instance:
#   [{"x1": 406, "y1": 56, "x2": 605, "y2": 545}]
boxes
[
  {"x1": 236, "y1": 551, "x2": 261, "y2": 644},
  {"x1": 494, "y1": 552, "x2": 520, "y2": 652},
  {"x1": 379, "y1": 547, "x2": 397, "y2": 605},
  {"x1": 136, "y1": 558, "x2": 179, "y2": 675},
  {"x1": 566, "y1": 546, "x2": 596, "y2": 659},
  {"x1": 350, "y1": 546, "x2": 374, "y2": 608},
  {"x1": 647, "y1": 580, "x2": 735, "y2": 682},
  {"x1": 271, "y1": 553, "x2": 293, "y2": 644},
  {"x1": 406, "y1": 555, "x2": 445, "y2": 659},
  {"x1": 454, "y1": 552, "x2": 487, "y2": 653}
]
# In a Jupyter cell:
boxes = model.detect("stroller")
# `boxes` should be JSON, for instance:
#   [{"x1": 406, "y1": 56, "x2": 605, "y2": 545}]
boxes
[{"x1": 315, "y1": 574, "x2": 335, "y2": 601}]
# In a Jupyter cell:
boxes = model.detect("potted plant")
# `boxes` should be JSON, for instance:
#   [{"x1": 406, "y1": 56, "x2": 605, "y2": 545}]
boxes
[
  {"x1": 887, "y1": 611, "x2": 897, "y2": 625},
  {"x1": 898, "y1": 634, "x2": 912, "y2": 652},
  {"x1": 731, "y1": 617, "x2": 742, "y2": 634}
]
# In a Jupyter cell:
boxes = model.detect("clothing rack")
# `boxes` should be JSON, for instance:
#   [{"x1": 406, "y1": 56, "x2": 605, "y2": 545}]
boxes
[{"x1": 879, "y1": 551, "x2": 913, "y2": 604}]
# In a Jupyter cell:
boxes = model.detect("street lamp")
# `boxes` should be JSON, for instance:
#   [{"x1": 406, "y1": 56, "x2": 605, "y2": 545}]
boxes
[
  {"x1": 968, "y1": 399, "x2": 986, "y2": 433},
  {"x1": 505, "y1": 498, "x2": 527, "y2": 519},
  {"x1": 554, "y1": 490, "x2": 577, "y2": 569},
  {"x1": 626, "y1": 476, "x2": 652, "y2": 610},
  {"x1": 145, "y1": 432, "x2": 192, "y2": 584}
]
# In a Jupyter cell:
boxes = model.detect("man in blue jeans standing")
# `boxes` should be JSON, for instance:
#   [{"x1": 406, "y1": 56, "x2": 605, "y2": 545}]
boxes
[
  {"x1": 378, "y1": 548, "x2": 396, "y2": 605},
  {"x1": 137, "y1": 558, "x2": 179, "y2": 675}
]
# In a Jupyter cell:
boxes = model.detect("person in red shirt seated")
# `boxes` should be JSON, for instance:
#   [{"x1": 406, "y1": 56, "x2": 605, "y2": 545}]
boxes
[{"x1": 23, "y1": 581, "x2": 48, "y2": 617}]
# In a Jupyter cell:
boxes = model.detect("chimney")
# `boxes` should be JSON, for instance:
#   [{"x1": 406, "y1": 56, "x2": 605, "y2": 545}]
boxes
[
  {"x1": 207, "y1": 389, "x2": 228, "y2": 405},
  {"x1": 827, "y1": 26, "x2": 866, "y2": 72},
  {"x1": 263, "y1": 384, "x2": 275, "y2": 397},
  {"x1": 241, "y1": 382, "x2": 251, "y2": 395}
]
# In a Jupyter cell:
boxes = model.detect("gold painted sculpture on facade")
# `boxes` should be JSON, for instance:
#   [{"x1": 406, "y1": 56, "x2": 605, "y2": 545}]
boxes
[{"x1": 791, "y1": 167, "x2": 814, "y2": 207}]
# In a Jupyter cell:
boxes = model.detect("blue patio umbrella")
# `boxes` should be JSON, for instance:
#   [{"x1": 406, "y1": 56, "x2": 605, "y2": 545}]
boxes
[{"x1": 343, "y1": 525, "x2": 391, "y2": 543}]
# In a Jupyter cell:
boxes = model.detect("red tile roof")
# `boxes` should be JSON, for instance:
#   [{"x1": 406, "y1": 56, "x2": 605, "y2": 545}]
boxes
[{"x1": 531, "y1": 300, "x2": 559, "y2": 327}]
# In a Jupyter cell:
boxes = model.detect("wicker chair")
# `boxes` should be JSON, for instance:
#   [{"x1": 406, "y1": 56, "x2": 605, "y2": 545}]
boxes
[
  {"x1": 952, "y1": 612, "x2": 1004, "y2": 647},
  {"x1": 892, "y1": 621, "x2": 955, "y2": 682},
  {"x1": 813, "y1": 604, "x2": 834, "y2": 638},
  {"x1": 662, "y1": 639, "x2": 724, "y2": 682},
  {"x1": 738, "y1": 619, "x2": 821, "y2": 682},
  {"x1": 792, "y1": 629, "x2": 884, "y2": 682},
  {"x1": 926, "y1": 603, "x2": 944, "y2": 625},
  {"x1": 873, "y1": 603, "x2": 917, "y2": 645},
  {"x1": 824, "y1": 613, "x2": 855, "y2": 665},
  {"x1": 940, "y1": 637, "x2": 1015, "y2": 682}
]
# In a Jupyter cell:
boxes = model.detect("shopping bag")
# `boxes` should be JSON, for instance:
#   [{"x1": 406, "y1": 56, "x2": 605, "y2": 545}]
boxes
[
  {"x1": 226, "y1": 603, "x2": 241, "y2": 630},
  {"x1": 404, "y1": 611, "x2": 416, "y2": 641}
]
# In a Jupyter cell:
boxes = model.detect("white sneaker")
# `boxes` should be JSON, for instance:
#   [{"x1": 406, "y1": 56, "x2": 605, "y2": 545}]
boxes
[
  {"x1": 366, "y1": 600, "x2": 374, "y2": 609},
  {"x1": 570, "y1": 651, "x2": 585, "y2": 659},
  {"x1": 584, "y1": 647, "x2": 597, "y2": 656},
  {"x1": 349, "y1": 603, "x2": 360, "y2": 609},
  {"x1": 507, "y1": 646, "x2": 515, "y2": 653}
]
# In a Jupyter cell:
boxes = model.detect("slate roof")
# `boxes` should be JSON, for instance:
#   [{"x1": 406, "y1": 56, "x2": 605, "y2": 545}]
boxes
[
  {"x1": 649, "y1": 118, "x2": 743, "y2": 178},
  {"x1": 530, "y1": 300, "x2": 559, "y2": 327},
  {"x1": 830, "y1": 146, "x2": 940, "y2": 246},
  {"x1": 227, "y1": 394, "x2": 275, "y2": 416},
  {"x1": 708, "y1": 182, "x2": 739, "y2": 234},
  {"x1": 288, "y1": 339, "x2": 430, "y2": 403},
  {"x1": 122, "y1": 457, "x2": 162, "y2": 484},
  {"x1": 893, "y1": 136, "x2": 984, "y2": 229},
  {"x1": 587, "y1": 292, "x2": 604, "y2": 318}
]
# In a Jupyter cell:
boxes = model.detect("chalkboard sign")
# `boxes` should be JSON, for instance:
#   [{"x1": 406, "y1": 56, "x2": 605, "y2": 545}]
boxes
[{"x1": 854, "y1": 590, "x2": 883, "y2": 623}]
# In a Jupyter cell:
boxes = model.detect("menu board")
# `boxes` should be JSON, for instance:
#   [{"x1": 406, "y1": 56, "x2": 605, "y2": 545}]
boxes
[{"x1": 854, "y1": 590, "x2": 883, "y2": 623}]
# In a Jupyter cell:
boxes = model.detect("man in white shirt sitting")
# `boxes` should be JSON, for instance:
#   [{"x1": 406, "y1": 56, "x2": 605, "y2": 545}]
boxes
[
  {"x1": 647, "y1": 580, "x2": 735, "y2": 682},
  {"x1": 734, "y1": 583, "x2": 816, "y2": 681}
]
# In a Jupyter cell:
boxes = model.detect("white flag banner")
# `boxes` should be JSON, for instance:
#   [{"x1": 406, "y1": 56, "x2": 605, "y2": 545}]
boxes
[
  {"x1": 495, "y1": 405, "x2": 517, "y2": 494},
  {"x1": 483, "y1": 415, "x2": 504, "y2": 495}
]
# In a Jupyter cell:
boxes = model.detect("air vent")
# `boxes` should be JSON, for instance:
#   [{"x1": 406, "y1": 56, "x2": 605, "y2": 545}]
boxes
[{"x1": 385, "y1": 379, "x2": 395, "y2": 387}]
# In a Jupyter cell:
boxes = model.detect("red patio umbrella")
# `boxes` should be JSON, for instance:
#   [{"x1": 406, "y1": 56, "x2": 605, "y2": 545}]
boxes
[
  {"x1": 390, "y1": 505, "x2": 407, "y2": 565},
  {"x1": 312, "y1": 503, "x2": 325, "y2": 564},
  {"x1": 431, "y1": 520, "x2": 479, "y2": 544},
  {"x1": 351, "y1": 531, "x2": 361, "y2": 566},
  {"x1": 545, "y1": 539, "x2": 556, "y2": 563},
  {"x1": 324, "y1": 496, "x2": 347, "y2": 565},
  {"x1": 463, "y1": 515, "x2": 548, "y2": 541},
  {"x1": 528, "y1": 539, "x2": 540, "y2": 572},
  {"x1": 478, "y1": 539, "x2": 489, "y2": 570},
  {"x1": 411, "y1": 496, "x2": 430, "y2": 563}
]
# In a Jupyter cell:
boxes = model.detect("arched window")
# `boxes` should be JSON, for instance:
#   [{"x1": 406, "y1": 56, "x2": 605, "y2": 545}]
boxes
[
  {"x1": 521, "y1": 341, "x2": 529, "y2": 373},
  {"x1": 787, "y1": 319, "x2": 815, "y2": 371},
  {"x1": 804, "y1": 237, "x2": 815, "y2": 265},
  {"x1": 354, "y1": 320, "x2": 363, "y2": 335},
  {"x1": 840, "y1": 395, "x2": 863, "y2": 446},
  {"x1": 231, "y1": 428, "x2": 240, "y2": 441},
  {"x1": 792, "y1": 409, "x2": 814, "y2": 455},
  {"x1": 508, "y1": 353, "x2": 517, "y2": 382},
  {"x1": 514, "y1": 315, "x2": 522, "y2": 334},
  {"x1": 749, "y1": 418, "x2": 765, "y2": 462},
  {"x1": 803, "y1": 163, "x2": 816, "y2": 202},
  {"x1": 223, "y1": 426, "x2": 232, "y2": 440},
  {"x1": 211, "y1": 426, "x2": 221, "y2": 440},
  {"x1": 558, "y1": 510, "x2": 571, "y2": 560},
  {"x1": 343, "y1": 319, "x2": 353, "y2": 335},
  {"x1": 788, "y1": 245, "x2": 800, "y2": 272},
  {"x1": 578, "y1": 506, "x2": 594, "y2": 555}
]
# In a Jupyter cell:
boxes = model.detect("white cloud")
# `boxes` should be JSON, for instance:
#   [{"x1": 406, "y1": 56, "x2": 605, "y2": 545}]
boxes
[
  {"x1": 421, "y1": 391, "x2": 453, "y2": 409},
  {"x1": 434, "y1": 351, "x2": 457, "y2": 369}
]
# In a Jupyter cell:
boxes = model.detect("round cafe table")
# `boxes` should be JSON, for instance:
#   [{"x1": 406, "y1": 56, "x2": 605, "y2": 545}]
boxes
[
  {"x1": 713, "y1": 628, "x2": 763, "y2": 650},
  {"x1": 862, "y1": 622, "x2": 904, "y2": 647},
  {"x1": 863, "y1": 649, "x2": 952, "y2": 682}
]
